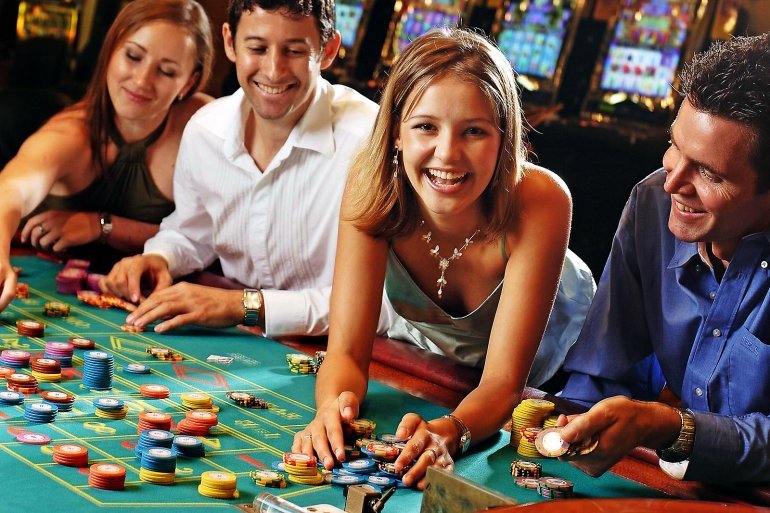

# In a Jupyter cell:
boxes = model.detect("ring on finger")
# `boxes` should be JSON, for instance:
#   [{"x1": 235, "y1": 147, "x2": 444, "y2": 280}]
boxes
[
  {"x1": 425, "y1": 448, "x2": 438, "y2": 463},
  {"x1": 302, "y1": 434, "x2": 312, "y2": 440},
  {"x1": 38, "y1": 224, "x2": 47, "y2": 235}
]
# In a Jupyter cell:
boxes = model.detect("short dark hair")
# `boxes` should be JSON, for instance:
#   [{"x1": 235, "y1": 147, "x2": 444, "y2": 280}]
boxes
[
  {"x1": 679, "y1": 33, "x2": 770, "y2": 192},
  {"x1": 226, "y1": 0, "x2": 335, "y2": 47}
]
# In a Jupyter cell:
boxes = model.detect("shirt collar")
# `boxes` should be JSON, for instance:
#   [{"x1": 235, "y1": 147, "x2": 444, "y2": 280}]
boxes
[{"x1": 667, "y1": 231, "x2": 770, "y2": 270}]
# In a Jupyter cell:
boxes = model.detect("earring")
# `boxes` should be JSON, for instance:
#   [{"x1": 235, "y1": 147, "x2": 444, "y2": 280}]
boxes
[
  {"x1": 177, "y1": 93, "x2": 185, "y2": 102},
  {"x1": 392, "y1": 147, "x2": 399, "y2": 179}
]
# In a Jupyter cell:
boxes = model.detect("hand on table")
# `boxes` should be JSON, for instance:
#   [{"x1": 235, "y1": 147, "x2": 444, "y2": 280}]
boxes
[
  {"x1": 123, "y1": 282, "x2": 243, "y2": 333},
  {"x1": 557, "y1": 396, "x2": 681, "y2": 477},
  {"x1": 292, "y1": 391, "x2": 361, "y2": 470},
  {"x1": 393, "y1": 413, "x2": 456, "y2": 489},
  {"x1": 21, "y1": 210, "x2": 99, "y2": 252},
  {"x1": 100, "y1": 254, "x2": 172, "y2": 304},
  {"x1": 0, "y1": 259, "x2": 18, "y2": 312}
]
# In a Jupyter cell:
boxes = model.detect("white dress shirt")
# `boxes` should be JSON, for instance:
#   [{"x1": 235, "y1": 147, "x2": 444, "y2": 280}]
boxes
[{"x1": 144, "y1": 79, "x2": 379, "y2": 337}]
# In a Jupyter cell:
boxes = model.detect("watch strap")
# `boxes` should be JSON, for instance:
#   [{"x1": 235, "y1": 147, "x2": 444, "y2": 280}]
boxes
[
  {"x1": 442, "y1": 413, "x2": 471, "y2": 454},
  {"x1": 656, "y1": 408, "x2": 696, "y2": 463},
  {"x1": 242, "y1": 289, "x2": 262, "y2": 327}
]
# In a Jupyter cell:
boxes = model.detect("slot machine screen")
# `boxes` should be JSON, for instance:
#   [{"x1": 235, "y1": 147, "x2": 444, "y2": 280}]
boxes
[
  {"x1": 336, "y1": 0, "x2": 365, "y2": 50},
  {"x1": 497, "y1": 0, "x2": 577, "y2": 80},
  {"x1": 598, "y1": 0, "x2": 691, "y2": 99},
  {"x1": 393, "y1": 3, "x2": 462, "y2": 56},
  {"x1": 16, "y1": 1, "x2": 78, "y2": 45}
]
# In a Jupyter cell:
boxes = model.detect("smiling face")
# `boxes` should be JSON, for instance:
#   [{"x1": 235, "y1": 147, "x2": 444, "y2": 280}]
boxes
[
  {"x1": 223, "y1": 7, "x2": 339, "y2": 130},
  {"x1": 106, "y1": 21, "x2": 199, "y2": 127},
  {"x1": 396, "y1": 75, "x2": 502, "y2": 222},
  {"x1": 663, "y1": 99, "x2": 770, "y2": 259}
]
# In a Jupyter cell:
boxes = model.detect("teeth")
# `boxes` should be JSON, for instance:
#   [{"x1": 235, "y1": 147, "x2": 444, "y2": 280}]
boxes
[
  {"x1": 677, "y1": 202, "x2": 696, "y2": 213},
  {"x1": 257, "y1": 83, "x2": 290, "y2": 94},
  {"x1": 427, "y1": 169, "x2": 466, "y2": 181}
]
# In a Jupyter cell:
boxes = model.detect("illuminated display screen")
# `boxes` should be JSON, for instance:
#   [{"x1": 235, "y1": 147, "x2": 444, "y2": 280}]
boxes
[
  {"x1": 336, "y1": 0, "x2": 365, "y2": 49},
  {"x1": 599, "y1": 0, "x2": 691, "y2": 98},
  {"x1": 496, "y1": 0, "x2": 576, "y2": 79},
  {"x1": 393, "y1": 7, "x2": 461, "y2": 55},
  {"x1": 16, "y1": 1, "x2": 78, "y2": 45}
]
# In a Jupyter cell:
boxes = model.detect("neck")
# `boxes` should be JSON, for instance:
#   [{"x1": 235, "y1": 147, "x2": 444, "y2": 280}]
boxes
[
  {"x1": 421, "y1": 210, "x2": 483, "y2": 241},
  {"x1": 114, "y1": 111, "x2": 167, "y2": 144}
]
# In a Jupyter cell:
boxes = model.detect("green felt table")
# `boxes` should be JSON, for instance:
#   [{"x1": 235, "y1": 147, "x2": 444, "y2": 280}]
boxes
[{"x1": 0, "y1": 256, "x2": 669, "y2": 512}]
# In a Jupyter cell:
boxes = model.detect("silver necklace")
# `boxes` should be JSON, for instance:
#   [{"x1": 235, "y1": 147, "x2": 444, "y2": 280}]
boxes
[{"x1": 421, "y1": 221, "x2": 480, "y2": 298}]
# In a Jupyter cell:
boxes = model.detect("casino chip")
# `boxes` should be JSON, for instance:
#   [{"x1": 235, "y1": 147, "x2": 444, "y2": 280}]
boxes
[
  {"x1": 89, "y1": 463, "x2": 126, "y2": 490},
  {"x1": 43, "y1": 301, "x2": 70, "y2": 317},
  {"x1": 17, "y1": 432, "x2": 51, "y2": 445},
  {"x1": 510, "y1": 398, "x2": 555, "y2": 450},
  {"x1": 225, "y1": 391, "x2": 269, "y2": 409},
  {"x1": 53, "y1": 444, "x2": 89, "y2": 467},
  {"x1": 250, "y1": 469, "x2": 287, "y2": 488},
  {"x1": 16, "y1": 320, "x2": 44, "y2": 337},
  {"x1": 15, "y1": 282, "x2": 29, "y2": 298},
  {"x1": 198, "y1": 471, "x2": 239, "y2": 499}
]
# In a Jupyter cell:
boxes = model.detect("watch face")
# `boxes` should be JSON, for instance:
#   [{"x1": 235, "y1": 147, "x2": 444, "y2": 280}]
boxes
[{"x1": 244, "y1": 291, "x2": 262, "y2": 309}]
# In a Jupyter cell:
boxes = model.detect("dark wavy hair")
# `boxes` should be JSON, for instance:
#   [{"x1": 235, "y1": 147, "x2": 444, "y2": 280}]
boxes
[
  {"x1": 227, "y1": 0, "x2": 335, "y2": 46},
  {"x1": 82, "y1": 0, "x2": 213, "y2": 171},
  {"x1": 678, "y1": 33, "x2": 770, "y2": 191}
]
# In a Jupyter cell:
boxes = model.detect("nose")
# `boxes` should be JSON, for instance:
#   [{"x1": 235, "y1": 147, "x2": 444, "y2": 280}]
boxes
[
  {"x1": 263, "y1": 49, "x2": 286, "y2": 81},
  {"x1": 434, "y1": 130, "x2": 461, "y2": 163},
  {"x1": 662, "y1": 146, "x2": 690, "y2": 194},
  {"x1": 134, "y1": 62, "x2": 153, "y2": 89}
]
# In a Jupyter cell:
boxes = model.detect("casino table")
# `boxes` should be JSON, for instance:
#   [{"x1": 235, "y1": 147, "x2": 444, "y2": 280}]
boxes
[{"x1": 1, "y1": 255, "x2": 767, "y2": 512}]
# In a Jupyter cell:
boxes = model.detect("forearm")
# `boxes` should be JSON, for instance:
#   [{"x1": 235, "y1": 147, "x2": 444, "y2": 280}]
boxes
[
  {"x1": 0, "y1": 208, "x2": 22, "y2": 259},
  {"x1": 447, "y1": 379, "x2": 521, "y2": 452},
  {"x1": 105, "y1": 215, "x2": 160, "y2": 254},
  {"x1": 315, "y1": 355, "x2": 369, "y2": 412}
]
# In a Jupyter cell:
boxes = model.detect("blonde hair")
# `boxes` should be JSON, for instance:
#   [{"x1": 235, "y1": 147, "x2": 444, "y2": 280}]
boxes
[{"x1": 347, "y1": 28, "x2": 526, "y2": 240}]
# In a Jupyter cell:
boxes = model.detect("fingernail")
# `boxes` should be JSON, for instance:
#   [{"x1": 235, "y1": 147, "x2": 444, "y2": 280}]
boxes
[
  {"x1": 336, "y1": 449, "x2": 345, "y2": 461},
  {"x1": 325, "y1": 456, "x2": 334, "y2": 469},
  {"x1": 343, "y1": 407, "x2": 353, "y2": 419},
  {"x1": 126, "y1": 315, "x2": 134, "y2": 323},
  {"x1": 132, "y1": 294, "x2": 138, "y2": 303}
]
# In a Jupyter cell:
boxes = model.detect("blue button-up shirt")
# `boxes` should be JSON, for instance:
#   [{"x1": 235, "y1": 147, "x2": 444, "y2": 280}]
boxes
[{"x1": 561, "y1": 169, "x2": 770, "y2": 483}]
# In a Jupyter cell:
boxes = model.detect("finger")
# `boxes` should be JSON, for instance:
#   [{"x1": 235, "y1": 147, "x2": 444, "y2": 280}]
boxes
[
  {"x1": 127, "y1": 266, "x2": 145, "y2": 304},
  {"x1": 401, "y1": 448, "x2": 435, "y2": 487},
  {"x1": 337, "y1": 391, "x2": 359, "y2": 423},
  {"x1": 154, "y1": 271, "x2": 173, "y2": 292},
  {"x1": 0, "y1": 274, "x2": 17, "y2": 311},
  {"x1": 396, "y1": 412, "x2": 422, "y2": 439},
  {"x1": 155, "y1": 312, "x2": 197, "y2": 333},
  {"x1": 325, "y1": 410, "x2": 348, "y2": 465},
  {"x1": 559, "y1": 413, "x2": 598, "y2": 444},
  {"x1": 129, "y1": 297, "x2": 172, "y2": 328},
  {"x1": 395, "y1": 431, "x2": 426, "y2": 472}
]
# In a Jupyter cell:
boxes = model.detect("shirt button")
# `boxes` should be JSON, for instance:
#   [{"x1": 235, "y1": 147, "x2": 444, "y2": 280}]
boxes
[
  {"x1": 709, "y1": 291, "x2": 716, "y2": 299},
  {"x1": 762, "y1": 261, "x2": 769, "y2": 269},
  {"x1": 695, "y1": 264, "x2": 701, "y2": 272},
  {"x1": 712, "y1": 328, "x2": 722, "y2": 337},
  {"x1": 695, "y1": 387, "x2": 703, "y2": 397}
]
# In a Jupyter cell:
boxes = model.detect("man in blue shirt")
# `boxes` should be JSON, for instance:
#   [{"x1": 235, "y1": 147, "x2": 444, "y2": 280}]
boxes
[{"x1": 558, "y1": 33, "x2": 770, "y2": 484}]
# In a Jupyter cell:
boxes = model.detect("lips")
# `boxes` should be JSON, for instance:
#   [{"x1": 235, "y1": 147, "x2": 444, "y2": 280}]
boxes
[
  {"x1": 674, "y1": 200, "x2": 703, "y2": 214},
  {"x1": 123, "y1": 88, "x2": 151, "y2": 103},
  {"x1": 256, "y1": 82, "x2": 292, "y2": 95},
  {"x1": 425, "y1": 168, "x2": 468, "y2": 186}
]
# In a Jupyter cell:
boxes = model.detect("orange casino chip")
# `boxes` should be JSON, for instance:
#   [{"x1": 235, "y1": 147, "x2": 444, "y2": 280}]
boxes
[
  {"x1": 69, "y1": 337, "x2": 95, "y2": 349},
  {"x1": 88, "y1": 463, "x2": 126, "y2": 490},
  {"x1": 120, "y1": 323, "x2": 144, "y2": 333},
  {"x1": 283, "y1": 452, "x2": 317, "y2": 468},
  {"x1": 137, "y1": 410, "x2": 172, "y2": 434},
  {"x1": 16, "y1": 320, "x2": 44, "y2": 337},
  {"x1": 0, "y1": 366, "x2": 15, "y2": 379},
  {"x1": 15, "y1": 282, "x2": 29, "y2": 298},
  {"x1": 140, "y1": 384, "x2": 170, "y2": 399},
  {"x1": 53, "y1": 444, "x2": 89, "y2": 467}
]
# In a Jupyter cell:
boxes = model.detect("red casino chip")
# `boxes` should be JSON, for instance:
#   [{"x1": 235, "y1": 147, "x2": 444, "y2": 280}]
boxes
[
  {"x1": 139, "y1": 384, "x2": 170, "y2": 399},
  {"x1": 283, "y1": 452, "x2": 317, "y2": 468},
  {"x1": 16, "y1": 320, "x2": 45, "y2": 337},
  {"x1": 137, "y1": 411, "x2": 173, "y2": 434},
  {"x1": 53, "y1": 444, "x2": 89, "y2": 467},
  {"x1": 68, "y1": 337, "x2": 95, "y2": 349},
  {"x1": 88, "y1": 463, "x2": 126, "y2": 490},
  {"x1": 120, "y1": 323, "x2": 144, "y2": 333},
  {"x1": 15, "y1": 282, "x2": 29, "y2": 298},
  {"x1": 0, "y1": 366, "x2": 14, "y2": 379},
  {"x1": 41, "y1": 390, "x2": 75, "y2": 405}
]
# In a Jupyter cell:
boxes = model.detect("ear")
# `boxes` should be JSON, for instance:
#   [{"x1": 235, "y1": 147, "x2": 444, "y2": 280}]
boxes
[
  {"x1": 223, "y1": 22, "x2": 236, "y2": 63},
  {"x1": 319, "y1": 31, "x2": 341, "y2": 71},
  {"x1": 179, "y1": 69, "x2": 200, "y2": 100}
]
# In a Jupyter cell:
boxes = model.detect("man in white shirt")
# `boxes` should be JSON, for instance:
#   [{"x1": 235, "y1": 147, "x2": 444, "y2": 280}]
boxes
[{"x1": 101, "y1": 0, "x2": 382, "y2": 337}]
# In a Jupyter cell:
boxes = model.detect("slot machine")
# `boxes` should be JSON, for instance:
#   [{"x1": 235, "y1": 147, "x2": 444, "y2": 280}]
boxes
[
  {"x1": 16, "y1": 0, "x2": 80, "y2": 48},
  {"x1": 580, "y1": 0, "x2": 710, "y2": 129},
  {"x1": 492, "y1": 0, "x2": 585, "y2": 107},
  {"x1": 328, "y1": 0, "x2": 374, "y2": 82},
  {"x1": 376, "y1": 0, "x2": 473, "y2": 79}
]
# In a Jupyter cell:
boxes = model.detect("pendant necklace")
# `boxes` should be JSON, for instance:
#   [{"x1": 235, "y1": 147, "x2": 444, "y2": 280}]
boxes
[{"x1": 421, "y1": 220, "x2": 480, "y2": 298}]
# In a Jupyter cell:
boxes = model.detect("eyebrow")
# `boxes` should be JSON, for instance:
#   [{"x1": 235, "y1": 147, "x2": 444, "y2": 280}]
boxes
[
  {"x1": 125, "y1": 41, "x2": 181, "y2": 66},
  {"x1": 669, "y1": 126, "x2": 721, "y2": 176},
  {"x1": 406, "y1": 113, "x2": 496, "y2": 125},
  {"x1": 242, "y1": 36, "x2": 310, "y2": 45}
]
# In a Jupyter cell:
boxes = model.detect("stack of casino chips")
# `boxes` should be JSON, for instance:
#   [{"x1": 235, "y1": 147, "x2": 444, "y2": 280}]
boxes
[
  {"x1": 537, "y1": 477, "x2": 574, "y2": 499},
  {"x1": 24, "y1": 402, "x2": 58, "y2": 423},
  {"x1": 314, "y1": 350, "x2": 326, "y2": 367},
  {"x1": 285, "y1": 353, "x2": 318, "y2": 374},
  {"x1": 82, "y1": 351, "x2": 114, "y2": 390},
  {"x1": 86, "y1": 273, "x2": 104, "y2": 292},
  {"x1": 77, "y1": 290, "x2": 136, "y2": 312},
  {"x1": 0, "y1": 366, "x2": 15, "y2": 379},
  {"x1": 361, "y1": 441, "x2": 400, "y2": 463},
  {"x1": 0, "y1": 349, "x2": 31, "y2": 368},
  {"x1": 30, "y1": 357, "x2": 62, "y2": 383},
  {"x1": 69, "y1": 337, "x2": 95, "y2": 350},
  {"x1": 137, "y1": 411, "x2": 172, "y2": 434},
  {"x1": 56, "y1": 267, "x2": 87, "y2": 294},
  {"x1": 0, "y1": 390, "x2": 24, "y2": 405},
  {"x1": 43, "y1": 301, "x2": 70, "y2": 317},
  {"x1": 511, "y1": 459, "x2": 543, "y2": 483},
  {"x1": 15, "y1": 282, "x2": 29, "y2": 298},
  {"x1": 510, "y1": 399, "x2": 555, "y2": 450},
  {"x1": 53, "y1": 443, "x2": 89, "y2": 467},
  {"x1": 348, "y1": 418, "x2": 376, "y2": 440},
  {"x1": 135, "y1": 429, "x2": 175, "y2": 461},
  {"x1": 94, "y1": 397, "x2": 128, "y2": 419},
  {"x1": 225, "y1": 391, "x2": 268, "y2": 409},
  {"x1": 518, "y1": 427, "x2": 543, "y2": 458},
  {"x1": 181, "y1": 392, "x2": 216, "y2": 411},
  {"x1": 146, "y1": 347, "x2": 183, "y2": 361},
  {"x1": 16, "y1": 320, "x2": 44, "y2": 337},
  {"x1": 172, "y1": 435, "x2": 205, "y2": 458},
  {"x1": 139, "y1": 447, "x2": 177, "y2": 485},
  {"x1": 17, "y1": 432, "x2": 51, "y2": 445},
  {"x1": 66, "y1": 259, "x2": 91, "y2": 271},
  {"x1": 140, "y1": 384, "x2": 170, "y2": 399},
  {"x1": 88, "y1": 463, "x2": 126, "y2": 491},
  {"x1": 250, "y1": 469, "x2": 287, "y2": 488},
  {"x1": 7, "y1": 372, "x2": 39, "y2": 394},
  {"x1": 44, "y1": 341, "x2": 75, "y2": 368},
  {"x1": 198, "y1": 471, "x2": 239, "y2": 499},
  {"x1": 42, "y1": 390, "x2": 75, "y2": 412},
  {"x1": 282, "y1": 453, "x2": 325, "y2": 485},
  {"x1": 177, "y1": 410, "x2": 218, "y2": 436}
]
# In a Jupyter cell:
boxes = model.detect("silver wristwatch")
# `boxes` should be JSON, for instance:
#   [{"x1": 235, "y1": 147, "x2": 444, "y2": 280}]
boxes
[{"x1": 98, "y1": 212, "x2": 112, "y2": 244}]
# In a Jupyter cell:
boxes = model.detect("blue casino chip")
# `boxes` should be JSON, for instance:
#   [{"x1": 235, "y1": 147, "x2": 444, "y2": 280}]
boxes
[
  {"x1": 341, "y1": 458, "x2": 377, "y2": 474},
  {"x1": 331, "y1": 474, "x2": 367, "y2": 486}
]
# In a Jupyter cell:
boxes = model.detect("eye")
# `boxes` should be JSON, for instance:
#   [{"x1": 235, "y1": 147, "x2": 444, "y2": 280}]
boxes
[
  {"x1": 414, "y1": 123, "x2": 435, "y2": 132},
  {"x1": 699, "y1": 167, "x2": 718, "y2": 183},
  {"x1": 248, "y1": 46, "x2": 267, "y2": 55},
  {"x1": 159, "y1": 67, "x2": 177, "y2": 78},
  {"x1": 287, "y1": 47, "x2": 309, "y2": 56},
  {"x1": 126, "y1": 50, "x2": 140, "y2": 62},
  {"x1": 465, "y1": 126, "x2": 487, "y2": 136}
]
